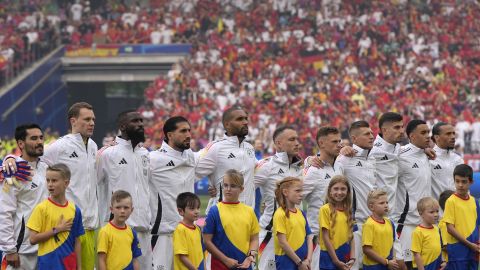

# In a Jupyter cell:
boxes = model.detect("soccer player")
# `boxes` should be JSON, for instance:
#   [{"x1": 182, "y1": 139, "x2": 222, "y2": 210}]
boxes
[
  {"x1": 195, "y1": 106, "x2": 257, "y2": 214},
  {"x1": 370, "y1": 112, "x2": 405, "y2": 214},
  {"x1": 430, "y1": 122, "x2": 464, "y2": 199},
  {"x1": 41, "y1": 102, "x2": 98, "y2": 270},
  {"x1": 334, "y1": 120, "x2": 376, "y2": 270},
  {"x1": 0, "y1": 124, "x2": 48, "y2": 269},
  {"x1": 98, "y1": 190, "x2": 142, "y2": 270},
  {"x1": 393, "y1": 120, "x2": 432, "y2": 268},
  {"x1": 27, "y1": 164, "x2": 85, "y2": 270},
  {"x1": 303, "y1": 126, "x2": 342, "y2": 270},
  {"x1": 150, "y1": 116, "x2": 199, "y2": 270},
  {"x1": 255, "y1": 126, "x2": 303, "y2": 270},
  {"x1": 444, "y1": 164, "x2": 479, "y2": 270},
  {"x1": 96, "y1": 110, "x2": 151, "y2": 269}
]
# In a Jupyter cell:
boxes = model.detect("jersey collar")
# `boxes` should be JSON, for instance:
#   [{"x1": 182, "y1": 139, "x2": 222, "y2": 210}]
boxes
[
  {"x1": 352, "y1": 144, "x2": 370, "y2": 159},
  {"x1": 223, "y1": 134, "x2": 243, "y2": 146},
  {"x1": 405, "y1": 143, "x2": 424, "y2": 154},
  {"x1": 274, "y1": 152, "x2": 302, "y2": 166},
  {"x1": 374, "y1": 135, "x2": 398, "y2": 153},
  {"x1": 160, "y1": 141, "x2": 186, "y2": 158},
  {"x1": 115, "y1": 136, "x2": 144, "y2": 151},
  {"x1": 433, "y1": 145, "x2": 451, "y2": 156}
]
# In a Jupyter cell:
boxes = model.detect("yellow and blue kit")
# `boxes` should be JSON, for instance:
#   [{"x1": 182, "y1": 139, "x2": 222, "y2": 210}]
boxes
[
  {"x1": 203, "y1": 201, "x2": 259, "y2": 270},
  {"x1": 411, "y1": 225, "x2": 443, "y2": 270},
  {"x1": 26, "y1": 198, "x2": 85, "y2": 270},
  {"x1": 273, "y1": 207, "x2": 312, "y2": 270},
  {"x1": 97, "y1": 222, "x2": 142, "y2": 270},
  {"x1": 173, "y1": 222, "x2": 204, "y2": 270},
  {"x1": 362, "y1": 216, "x2": 395, "y2": 270},
  {"x1": 443, "y1": 194, "x2": 479, "y2": 270},
  {"x1": 319, "y1": 204, "x2": 354, "y2": 269}
]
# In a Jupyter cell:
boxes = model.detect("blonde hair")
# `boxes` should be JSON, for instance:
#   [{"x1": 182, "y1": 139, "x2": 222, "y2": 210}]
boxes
[
  {"x1": 224, "y1": 169, "x2": 244, "y2": 186},
  {"x1": 275, "y1": 177, "x2": 302, "y2": 218},
  {"x1": 324, "y1": 175, "x2": 354, "y2": 241},
  {"x1": 417, "y1": 197, "x2": 439, "y2": 215},
  {"x1": 367, "y1": 189, "x2": 388, "y2": 206}
]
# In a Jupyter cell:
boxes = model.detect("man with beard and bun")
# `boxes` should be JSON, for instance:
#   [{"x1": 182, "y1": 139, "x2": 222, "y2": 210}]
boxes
[
  {"x1": 430, "y1": 122, "x2": 464, "y2": 200},
  {"x1": 196, "y1": 106, "x2": 257, "y2": 214},
  {"x1": 255, "y1": 126, "x2": 303, "y2": 270},
  {"x1": 149, "y1": 116, "x2": 199, "y2": 270},
  {"x1": 0, "y1": 124, "x2": 48, "y2": 269},
  {"x1": 42, "y1": 102, "x2": 98, "y2": 270},
  {"x1": 97, "y1": 110, "x2": 152, "y2": 269},
  {"x1": 303, "y1": 126, "x2": 342, "y2": 270},
  {"x1": 393, "y1": 120, "x2": 432, "y2": 269},
  {"x1": 334, "y1": 120, "x2": 376, "y2": 270}
]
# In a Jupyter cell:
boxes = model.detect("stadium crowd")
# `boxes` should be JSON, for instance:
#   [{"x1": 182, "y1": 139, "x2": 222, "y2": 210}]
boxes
[{"x1": 135, "y1": 0, "x2": 480, "y2": 155}]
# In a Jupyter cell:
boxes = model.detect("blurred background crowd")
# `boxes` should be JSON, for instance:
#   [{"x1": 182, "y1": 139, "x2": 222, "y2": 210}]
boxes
[{"x1": 3, "y1": 0, "x2": 480, "y2": 156}]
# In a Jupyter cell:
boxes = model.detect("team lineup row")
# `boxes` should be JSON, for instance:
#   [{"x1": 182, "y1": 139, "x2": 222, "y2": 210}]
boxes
[{"x1": 0, "y1": 101, "x2": 474, "y2": 270}]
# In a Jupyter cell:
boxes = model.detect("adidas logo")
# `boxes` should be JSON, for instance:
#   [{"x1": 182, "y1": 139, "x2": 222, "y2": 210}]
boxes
[
  {"x1": 69, "y1": 151, "x2": 79, "y2": 158},
  {"x1": 433, "y1": 164, "x2": 442, "y2": 170},
  {"x1": 374, "y1": 142, "x2": 382, "y2": 147},
  {"x1": 166, "y1": 160, "x2": 175, "y2": 167},
  {"x1": 119, "y1": 158, "x2": 127, "y2": 165},
  {"x1": 412, "y1": 163, "x2": 419, "y2": 169},
  {"x1": 159, "y1": 149, "x2": 167, "y2": 153},
  {"x1": 30, "y1": 182, "x2": 38, "y2": 189},
  {"x1": 325, "y1": 173, "x2": 331, "y2": 179},
  {"x1": 227, "y1": 153, "x2": 236, "y2": 159},
  {"x1": 356, "y1": 161, "x2": 362, "y2": 167},
  {"x1": 381, "y1": 155, "x2": 388, "y2": 161},
  {"x1": 278, "y1": 168, "x2": 284, "y2": 174}
]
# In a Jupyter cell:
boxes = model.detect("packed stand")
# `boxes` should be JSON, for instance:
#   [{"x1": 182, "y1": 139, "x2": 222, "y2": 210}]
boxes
[
  {"x1": 0, "y1": 0, "x2": 60, "y2": 87},
  {"x1": 137, "y1": 0, "x2": 480, "y2": 156}
]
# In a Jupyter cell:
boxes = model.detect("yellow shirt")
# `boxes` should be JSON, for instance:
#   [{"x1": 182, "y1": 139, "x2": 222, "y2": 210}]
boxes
[
  {"x1": 173, "y1": 222, "x2": 204, "y2": 270},
  {"x1": 362, "y1": 216, "x2": 394, "y2": 266}
]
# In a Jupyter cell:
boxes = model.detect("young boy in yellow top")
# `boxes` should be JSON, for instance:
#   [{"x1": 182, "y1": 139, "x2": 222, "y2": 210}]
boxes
[
  {"x1": 438, "y1": 190, "x2": 454, "y2": 263},
  {"x1": 173, "y1": 192, "x2": 204, "y2": 270},
  {"x1": 27, "y1": 164, "x2": 84, "y2": 270},
  {"x1": 97, "y1": 190, "x2": 142, "y2": 270},
  {"x1": 362, "y1": 189, "x2": 399, "y2": 270},
  {"x1": 411, "y1": 197, "x2": 445, "y2": 270},
  {"x1": 443, "y1": 164, "x2": 480, "y2": 270}
]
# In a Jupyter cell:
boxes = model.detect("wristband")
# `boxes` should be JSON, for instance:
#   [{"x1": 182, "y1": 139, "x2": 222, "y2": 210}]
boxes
[{"x1": 296, "y1": 259, "x2": 303, "y2": 266}]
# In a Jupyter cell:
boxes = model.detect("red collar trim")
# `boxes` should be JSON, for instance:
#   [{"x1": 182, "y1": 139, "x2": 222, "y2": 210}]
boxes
[
  {"x1": 289, "y1": 208, "x2": 298, "y2": 213},
  {"x1": 109, "y1": 221, "x2": 127, "y2": 230},
  {"x1": 48, "y1": 198, "x2": 68, "y2": 207},
  {"x1": 419, "y1": 225, "x2": 434, "y2": 229},
  {"x1": 370, "y1": 216, "x2": 385, "y2": 224},
  {"x1": 454, "y1": 193, "x2": 470, "y2": 200},
  {"x1": 181, "y1": 222, "x2": 196, "y2": 230},
  {"x1": 221, "y1": 201, "x2": 240, "y2": 205}
]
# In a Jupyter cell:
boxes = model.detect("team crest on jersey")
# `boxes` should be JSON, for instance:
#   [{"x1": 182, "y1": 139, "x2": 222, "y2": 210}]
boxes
[
  {"x1": 246, "y1": 148, "x2": 254, "y2": 157},
  {"x1": 141, "y1": 155, "x2": 149, "y2": 167}
]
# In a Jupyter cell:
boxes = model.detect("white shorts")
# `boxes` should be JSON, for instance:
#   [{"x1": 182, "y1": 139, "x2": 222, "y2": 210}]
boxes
[
  {"x1": 152, "y1": 234, "x2": 173, "y2": 270},
  {"x1": 136, "y1": 231, "x2": 153, "y2": 270},
  {"x1": 311, "y1": 241, "x2": 320, "y2": 270},
  {"x1": 351, "y1": 222, "x2": 363, "y2": 270},
  {"x1": 258, "y1": 228, "x2": 276, "y2": 270},
  {"x1": 1, "y1": 253, "x2": 37, "y2": 270},
  {"x1": 396, "y1": 224, "x2": 415, "y2": 262}
]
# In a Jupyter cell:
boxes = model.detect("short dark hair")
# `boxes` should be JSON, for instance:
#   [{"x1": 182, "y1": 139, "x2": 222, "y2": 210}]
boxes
[
  {"x1": 116, "y1": 109, "x2": 138, "y2": 128},
  {"x1": 222, "y1": 106, "x2": 246, "y2": 126},
  {"x1": 438, "y1": 190, "x2": 454, "y2": 211},
  {"x1": 453, "y1": 164, "x2": 474, "y2": 182},
  {"x1": 431, "y1": 122, "x2": 449, "y2": 143},
  {"x1": 176, "y1": 192, "x2": 200, "y2": 210},
  {"x1": 163, "y1": 116, "x2": 190, "y2": 143},
  {"x1": 378, "y1": 112, "x2": 403, "y2": 129},
  {"x1": 67, "y1": 102, "x2": 93, "y2": 122},
  {"x1": 349, "y1": 121, "x2": 370, "y2": 137},
  {"x1": 111, "y1": 190, "x2": 132, "y2": 206},
  {"x1": 47, "y1": 163, "x2": 71, "y2": 181},
  {"x1": 406, "y1": 119, "x2": 427, "y2": 137},
  {"x1": 272, "y1": 125, "x2": 295, "y2": 141},
  {"x1": 15, "y1": 123, "x2": 42, "y2": 142},
  {"x1": 316, "y1": 126, "x2": 339, "y2": 142}
]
